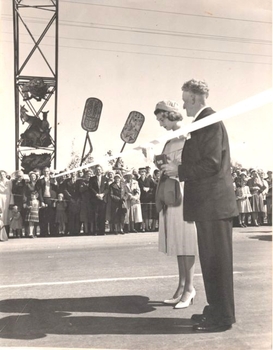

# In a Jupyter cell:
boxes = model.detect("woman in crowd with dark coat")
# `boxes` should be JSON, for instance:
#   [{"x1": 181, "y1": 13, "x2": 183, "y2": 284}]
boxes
[
  {"x1": 109, "y1": 173, "x2": 129, "y2": 234},
  {"x1": 77, "y1": 169, "x2": 94, "y2": 235},
  {"x1": 138, "y1": 167, "x2": 155, "y2": 232},
  {"x1": 12, "y1": 170, "x2": 26, "y2": 212},
  {"x1": 24, "y1": 171, "x2": 39, "y2": 202},
  {"x1": 150, "y1": 169, "x2": 160, "y2": 232},
  {"x1": 63, "y1": 172, "x2": 81, "y2": 235},
  {"x1": 24, "y1": 171, "x2": 40, "y2": 210},
  {"x1": 105, "y1": 170, "x2": 115, "y2": 233},
  {"x1": 12, "y1": 170, "x2": 27, "y2": 232},
  {"x1": 35, "y1": 167, "x2": 58, "y2": 236}
]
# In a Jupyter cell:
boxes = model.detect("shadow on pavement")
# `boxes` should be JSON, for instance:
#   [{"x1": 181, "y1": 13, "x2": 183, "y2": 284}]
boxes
[{"x1": 0, "y1": 296, "x2": 194, "y2": 339}]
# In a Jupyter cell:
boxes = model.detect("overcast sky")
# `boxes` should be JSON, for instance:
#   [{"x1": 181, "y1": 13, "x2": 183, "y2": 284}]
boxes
[{"x1": 0, "y1": 0, "x2": 272, "y2": 174}]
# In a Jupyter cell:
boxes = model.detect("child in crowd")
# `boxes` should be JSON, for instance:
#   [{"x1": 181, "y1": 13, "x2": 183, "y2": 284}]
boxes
[
  {"x1": 236, "y1": 173, "x2": 252, "y2": 227},
  {"x1": 0, "y1": 208, "x2": 8, "y2": 242},
  {"x1": 9, "y1": 205, "x2": 23, "y2": 238},
  {"x1": 54, "y1": 193, "x2": 67, "y2": 235},
  {"x1": 26, "y1": 191, "x2": 40, "y2": 238}
]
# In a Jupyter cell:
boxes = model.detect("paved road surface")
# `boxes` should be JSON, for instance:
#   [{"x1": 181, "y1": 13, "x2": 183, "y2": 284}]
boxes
[{"x1": 0, "y1": 226, "x2": 271, "y2": 350}]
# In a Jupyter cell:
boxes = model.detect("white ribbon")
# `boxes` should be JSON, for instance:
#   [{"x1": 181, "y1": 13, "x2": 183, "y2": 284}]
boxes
[{"x1": 54, "y1": 88, "x2": 273, "y2": 178}]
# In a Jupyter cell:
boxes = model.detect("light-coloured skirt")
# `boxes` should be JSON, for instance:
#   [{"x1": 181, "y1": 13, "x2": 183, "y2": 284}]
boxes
[
  {"x1": 158, "y1": 182, "x2": 197, "y2": 256},
  {"x1": 0, "y1": 220, "x2": 8, "y2": 241}
]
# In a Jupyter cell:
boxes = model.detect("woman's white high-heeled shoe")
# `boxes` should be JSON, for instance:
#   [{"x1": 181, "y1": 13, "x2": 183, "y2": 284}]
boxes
[
  {"x1": 163, "y1": 294, "x2": 183, "y2": 305},
  {"x1": 174, "y1": 289, "x2": 196, "y2": 309}
]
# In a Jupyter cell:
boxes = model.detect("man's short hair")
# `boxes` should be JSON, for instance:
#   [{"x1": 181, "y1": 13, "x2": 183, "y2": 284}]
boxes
[
  {"x1": 95, "y1": 164, "x2": 103, "y2": 172},
  {"x1": 182, "y1": 79, "x2": 209, "y2": 98}
]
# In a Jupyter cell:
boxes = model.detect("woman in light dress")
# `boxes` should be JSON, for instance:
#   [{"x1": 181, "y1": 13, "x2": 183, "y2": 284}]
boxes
[
  {"x1": 123, "y1": 173, "x2": 143, "y2": 232},
  {"x1": 247, "y1": 170, "x2": 265, "y2": 226},
  {"x1": 154, "y1": 100, "x2": 197, "y2": 309},
  {"x1": 0, "y1": 170, "x2": 14, "y2": 235},
  {"x1": 235, "y1": 172, "x2": 252, "y2": 227},
  {"x1": 0, "y1": 208, "x2": 8, "y2": 241}
]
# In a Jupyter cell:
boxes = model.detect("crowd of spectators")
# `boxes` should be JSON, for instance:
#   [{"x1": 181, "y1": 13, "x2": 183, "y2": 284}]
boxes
[
  {"x1": 232, "y1": 167, "x2": 272, "y2": 227},
  {"x1": 0, "y1": 165, "x2": 160, "y2": 239},
  {"x1": 0, "y1": 165, "x2": 271, "y2": 241}
]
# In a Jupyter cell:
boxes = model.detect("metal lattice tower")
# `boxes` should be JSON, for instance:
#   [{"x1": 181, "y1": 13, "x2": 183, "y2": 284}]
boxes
[{"x1": 13, "y1": 0, "x2": 58, "y2": 171}]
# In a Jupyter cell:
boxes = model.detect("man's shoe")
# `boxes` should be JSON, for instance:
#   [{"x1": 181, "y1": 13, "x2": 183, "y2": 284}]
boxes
[
  {"x1": 191, "y1": 314, "x2": 206, "y2": 323},
  {"x1": 193, "y1": 321, "x2": 232, "y2": 332}
]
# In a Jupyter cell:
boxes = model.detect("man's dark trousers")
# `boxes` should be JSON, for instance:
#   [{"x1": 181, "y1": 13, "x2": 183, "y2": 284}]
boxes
[{"x1": 195, "y1": 218, "x2": 236, "y2": 326}]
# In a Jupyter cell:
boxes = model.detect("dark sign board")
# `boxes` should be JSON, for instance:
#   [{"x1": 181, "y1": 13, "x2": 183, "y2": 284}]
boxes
[
  {"x1": 81, "y1": 98, "x2": 103, "y2": 132},
  {"x1": 120, "y1": 111, "x2": 145, "y2": 144}
]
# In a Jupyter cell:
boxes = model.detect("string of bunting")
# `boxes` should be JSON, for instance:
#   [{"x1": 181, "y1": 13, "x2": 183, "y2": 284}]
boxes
[{"x1": 54, "y1": 88, "x2": 273, "y2": 178}]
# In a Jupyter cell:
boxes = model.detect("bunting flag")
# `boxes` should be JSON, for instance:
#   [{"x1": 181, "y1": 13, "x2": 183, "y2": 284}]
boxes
[{"x1": 54, "y1": 88, "x2": 273, "y2": 178}]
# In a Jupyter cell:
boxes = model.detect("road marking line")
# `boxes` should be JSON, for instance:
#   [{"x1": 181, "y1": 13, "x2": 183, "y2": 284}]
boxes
[{"x1": 0, "y1": 272, "x2": 242, "y2": 289}]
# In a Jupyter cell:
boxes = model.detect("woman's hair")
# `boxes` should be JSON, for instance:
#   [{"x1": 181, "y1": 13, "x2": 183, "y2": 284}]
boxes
[
  {"x1": 13, "y1": 170, "x2": 24, "y2": 179},
  {"x1": 156, "y1": 110, "x2": 182, "y2": 121},
  {"x1": 251, "y1": 171, "x2": 263, "y2": 186},
  {"x1": 28, "y1": 171, "x2": 38, "y2": 180}
]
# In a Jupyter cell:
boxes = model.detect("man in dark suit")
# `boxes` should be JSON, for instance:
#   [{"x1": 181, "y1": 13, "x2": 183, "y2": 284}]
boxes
[
  {"x1": 162, "y1": 79, "x2": 238, "y2": 332},
  {"x1": 89, "y1": 165, "x2": 108, "y2": 235},
  {"x1": 36, "y1": 167, "x2": 58, "y2": 236}
]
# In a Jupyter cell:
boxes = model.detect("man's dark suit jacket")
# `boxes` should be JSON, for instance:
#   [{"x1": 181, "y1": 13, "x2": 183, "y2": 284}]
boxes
[
  {"x1": 178, "y1": 107, "x2": 238, "y2": 221},
  {"x1": 89, "y1": 175, "x2": 108, "y2": 202},
  {"x1": 35, "y1": 177, "x2": 58, "y2": 203},
  {"x1": 62, "y1": 178, "x2": 79, "y2": 201}
]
